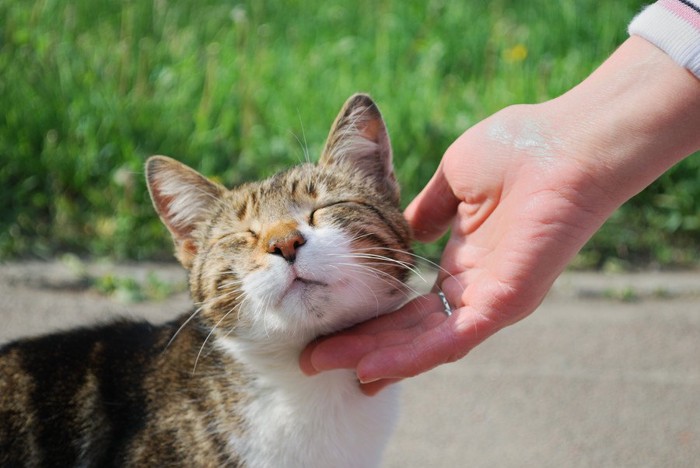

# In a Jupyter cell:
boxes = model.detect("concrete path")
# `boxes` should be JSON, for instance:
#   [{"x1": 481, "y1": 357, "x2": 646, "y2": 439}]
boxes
[
  {"x1": 385, "y1": 272, "x2": 700, "y2": 468},
  {"x1": 1, "y1": 261, "x2": 699, "y2": 467}
]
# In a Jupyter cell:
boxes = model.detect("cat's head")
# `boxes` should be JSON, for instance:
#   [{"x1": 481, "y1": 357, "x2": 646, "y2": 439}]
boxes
[{"x1": 146, "y1": 94, "x2": 413, "y2": 342}]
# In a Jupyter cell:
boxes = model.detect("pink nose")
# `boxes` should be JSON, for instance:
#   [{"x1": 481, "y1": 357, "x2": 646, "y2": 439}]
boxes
[{"x1": 267, "y1": 230, "x2": 306, "y2": 263}]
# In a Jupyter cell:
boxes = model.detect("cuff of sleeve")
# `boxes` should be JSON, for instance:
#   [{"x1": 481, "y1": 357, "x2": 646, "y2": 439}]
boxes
[{"x1": 628, "y1": 0, "x2": 700, "y2": 78}]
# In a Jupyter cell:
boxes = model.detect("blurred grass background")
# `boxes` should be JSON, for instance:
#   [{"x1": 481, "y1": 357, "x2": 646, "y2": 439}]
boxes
[{"x1": 1, "y1": 0, "x2": 698, "y2": 268}]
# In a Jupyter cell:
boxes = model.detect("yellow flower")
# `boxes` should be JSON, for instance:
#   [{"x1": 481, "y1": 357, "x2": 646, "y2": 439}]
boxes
[{"x1": 504, "y1": 43, "x2": 528, "y2": 63}]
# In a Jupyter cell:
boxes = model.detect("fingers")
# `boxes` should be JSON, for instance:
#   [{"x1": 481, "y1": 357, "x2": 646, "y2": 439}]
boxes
[
  {"x1": 301, "y1": 293, "x2": 502, "y2": 380},
  {"x1": 404, "y1": 164, "x2": 459, "y2": 243},
  {"x1": 300, "y1": 297, "x2": 504, "y2": 396},
  {"x1": 300, "y1": 334, "x2": 378, "y2": 376},
  {"x1": 359, "y1": 378, "x2": 402, "y2": 396},
  {"x1": 354, "y1": 313, "x2": 461, "y2": 382},
  {"x1": 354, "y1": 304, "x2": 502, "y2": 383}
]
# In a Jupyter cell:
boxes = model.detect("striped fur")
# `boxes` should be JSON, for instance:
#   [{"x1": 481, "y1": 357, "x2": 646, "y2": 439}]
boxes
[{"x1": 0, "y1": 94, "x2": 413, "y2": 467}]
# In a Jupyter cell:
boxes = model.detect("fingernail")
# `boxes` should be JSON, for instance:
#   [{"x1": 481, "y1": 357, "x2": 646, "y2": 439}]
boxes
[
  {"x1": 360, "y1": 378, "x2": 401, "y2": 397},
  {"x1": 298, "y1": 346, "x2": 320, "y2": 376},
  {"x1": 358, "y1": 376, "x2": 380, "y2": 384},
  {"x1": 301, "y1": 366, "x2": 319, "y2": 377}
]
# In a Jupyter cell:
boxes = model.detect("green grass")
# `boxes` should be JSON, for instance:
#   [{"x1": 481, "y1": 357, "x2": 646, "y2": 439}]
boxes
[{"x1": 1, "y1": 0, "x2": 698, "y2": 266}]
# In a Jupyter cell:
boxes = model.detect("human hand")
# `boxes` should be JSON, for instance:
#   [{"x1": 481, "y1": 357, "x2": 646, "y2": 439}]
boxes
[
  {"x1": 300, "y1": 37, "x2": 700, "y2": 395},
  {"x1": 300, "y1": 101, "x2": 615, "y2": 395}
]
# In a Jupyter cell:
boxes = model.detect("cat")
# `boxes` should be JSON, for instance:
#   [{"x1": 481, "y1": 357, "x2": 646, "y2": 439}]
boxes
[{"x1": 0, "y1": 93, "x2": 415, "y2": 467}]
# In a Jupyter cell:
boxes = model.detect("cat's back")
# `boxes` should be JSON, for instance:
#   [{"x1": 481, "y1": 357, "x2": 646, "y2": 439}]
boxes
[
  {"x1": 0, "y1": 318, "x2": 248, "y2": 467},
  {"x1": 0, "y1": 320, "x2": 174, "y2": 466}
]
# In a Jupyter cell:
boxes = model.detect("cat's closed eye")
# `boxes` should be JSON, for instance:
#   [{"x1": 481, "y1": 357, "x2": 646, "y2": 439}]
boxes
[{"x1": 309, "y1": 200, "x2": 356, "y2": 225}]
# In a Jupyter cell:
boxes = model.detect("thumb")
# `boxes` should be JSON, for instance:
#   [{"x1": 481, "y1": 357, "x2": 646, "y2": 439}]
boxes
[{"x1": 404, "y1": 164, "x2": 459, "y2": 242}]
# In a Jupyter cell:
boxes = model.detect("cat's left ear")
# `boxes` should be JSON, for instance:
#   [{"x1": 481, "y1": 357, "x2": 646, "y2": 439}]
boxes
[
  {"x1": 145, "y1": 156, "x2": 225, "y2": 268},
  {"x1": 320, "y1": 93, "x2": 399, "y2": 205}
]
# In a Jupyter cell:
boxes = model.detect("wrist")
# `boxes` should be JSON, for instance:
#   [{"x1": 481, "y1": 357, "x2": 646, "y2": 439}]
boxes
[{"x1": 544, "y1": 36, "x2": 700, "y2": 209}]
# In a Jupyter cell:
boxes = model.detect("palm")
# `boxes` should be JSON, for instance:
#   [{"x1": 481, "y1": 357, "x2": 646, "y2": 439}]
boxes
[{"x1": 436, "y1": 113, "x2": 605, "y2": 332}]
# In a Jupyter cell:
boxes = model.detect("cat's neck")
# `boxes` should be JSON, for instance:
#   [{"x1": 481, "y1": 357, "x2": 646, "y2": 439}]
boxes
[
  {"x1": 184, "y1": 304, "x2": 396, "y2": 468},
  {"x1": 215, "y1": 332, "x2": 397, "y2": 468},
  {"x1": 214, "y1": 332, "x2": 308, "y2": 378}
]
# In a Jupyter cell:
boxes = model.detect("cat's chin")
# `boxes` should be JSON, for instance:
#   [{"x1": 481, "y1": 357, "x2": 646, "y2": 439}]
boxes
[
  {"x1": 277, "y1": 276, "x2": 329, "y2": 307},
  {"x1": 235, "y1": 291, "x2": 397, "y2": 347},
  {"x1": 282, "y1": 293, "x2": 404, "y2": 343}
]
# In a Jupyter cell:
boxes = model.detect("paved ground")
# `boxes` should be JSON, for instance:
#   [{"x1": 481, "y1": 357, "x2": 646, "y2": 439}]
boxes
[{"x1": 1, "y1": 260, "x2": 699, "y2": 467}]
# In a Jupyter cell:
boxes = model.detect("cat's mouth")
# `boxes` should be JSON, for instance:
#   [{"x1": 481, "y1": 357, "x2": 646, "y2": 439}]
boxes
[
  {"x1": 277, "y1": 275, "x2": 329, "y2": 306},
  {"x1": 294, "y1": 277, "x2": 327, "y2": 287}
]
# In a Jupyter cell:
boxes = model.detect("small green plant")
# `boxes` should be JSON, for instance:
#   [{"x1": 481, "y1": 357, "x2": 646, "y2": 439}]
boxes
[
  {"x1": 91, "y1": 271, "x2": 185, "y2": 303},
  {"x1": 603, "y1": 286, "x2": 640, "y2": 303},
  {"x1": 653, "y1": 287, "x2": 673, "y2": 299},
  {"x1": 93, "y1": 274, "x2": 144, "y2": 303},
  {"x1": 143, "y1": 271, "x2": 182, "y2": 301}
]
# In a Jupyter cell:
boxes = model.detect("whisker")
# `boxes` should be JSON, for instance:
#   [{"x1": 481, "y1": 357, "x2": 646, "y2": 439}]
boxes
[
  {"x1": 192, "y1": 303, "x2": 242, "y2": 374},
  {"x1": 217, "y1": 279, "x2": 244, "y2": 290},
  {"x1": 340, "y1": 247, "x2": 464, "y2": 294},
  {"x1": 328, "y1": 264, "x2": 380, "y2": 313},
  {"x1": 332, "y1": 262, "x2": 421, "y2": 299},
  {"x1": 299, "y1": 112, "x2": 311, "y2": 164},
  {"x1": 166, "y1": 305, "x2": 205, "y2": 349},
  {"x1": 329, "y1": 252, "x2": 418, "y2": 276}
]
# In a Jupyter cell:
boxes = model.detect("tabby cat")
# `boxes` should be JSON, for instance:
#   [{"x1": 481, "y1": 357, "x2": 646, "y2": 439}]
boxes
[{"x1": 0, "y1": 94, "x2": 414, "y2": 467}]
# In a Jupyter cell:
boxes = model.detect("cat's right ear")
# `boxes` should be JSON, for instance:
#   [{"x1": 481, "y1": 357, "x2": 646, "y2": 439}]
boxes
[
  {"x1": 319, "y1": 94, "x2": 399, "y2": 205},
  {"x1": 145, "y1": 156, "x2": 225, "y2": 268}
]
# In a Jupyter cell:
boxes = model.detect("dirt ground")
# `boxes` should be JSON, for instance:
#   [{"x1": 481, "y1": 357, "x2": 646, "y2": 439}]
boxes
[{"x1": 2, "y1": 260, "x2": 699, "y2": 467}]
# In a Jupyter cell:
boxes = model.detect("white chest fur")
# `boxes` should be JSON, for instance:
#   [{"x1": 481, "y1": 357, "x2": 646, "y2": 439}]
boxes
[{"x1": 219, "y1": 339, "x2": 399, "y2": 468}]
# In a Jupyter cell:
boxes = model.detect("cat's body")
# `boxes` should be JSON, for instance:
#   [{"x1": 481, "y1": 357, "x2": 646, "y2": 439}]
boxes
[{"x1": 0, "y1": 94, "x2": 413, "y2": 467}]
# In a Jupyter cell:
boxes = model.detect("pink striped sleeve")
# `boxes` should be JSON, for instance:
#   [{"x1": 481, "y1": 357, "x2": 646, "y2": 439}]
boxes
[{"x1": 629, "y1": 0, "x2": 700, "y2": 78}]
